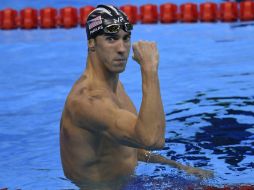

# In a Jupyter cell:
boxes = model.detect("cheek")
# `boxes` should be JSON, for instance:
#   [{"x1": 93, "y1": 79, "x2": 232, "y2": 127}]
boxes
[
  {"x1": 125, "y1": 44, "x2": 131, "y2": 55},
  {"x1": 101, "y1": 49, "x2": 115, "y2": 68},
  {"x1": 97, "y1": 46, "x2": 113, "y2": 61}
]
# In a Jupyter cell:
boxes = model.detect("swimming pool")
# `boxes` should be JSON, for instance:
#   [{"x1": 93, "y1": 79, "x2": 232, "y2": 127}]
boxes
[{"x1": 1, "y1": 15, "x2": 254, "y2": 190}]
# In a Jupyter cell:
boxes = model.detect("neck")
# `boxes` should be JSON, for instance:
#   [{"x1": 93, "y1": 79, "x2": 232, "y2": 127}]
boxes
[{"x1": 85, "y1": 53, "x2": 119, "y2": 93}]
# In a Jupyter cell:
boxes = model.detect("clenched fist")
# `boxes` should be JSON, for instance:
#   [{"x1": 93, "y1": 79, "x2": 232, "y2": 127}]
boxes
[{"x1": 132, "y1": 41, "x2": 159, "y2": 71}]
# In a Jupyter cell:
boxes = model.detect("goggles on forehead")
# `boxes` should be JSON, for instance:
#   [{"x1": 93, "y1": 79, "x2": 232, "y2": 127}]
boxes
[{"x1": 104, "y1": 23, "x2": 133, "y2": 34}]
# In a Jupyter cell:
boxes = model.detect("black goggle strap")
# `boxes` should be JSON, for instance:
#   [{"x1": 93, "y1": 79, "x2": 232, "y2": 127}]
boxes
[{"x1": 124, "y1": 23, "x2": 133, "y2": 32}]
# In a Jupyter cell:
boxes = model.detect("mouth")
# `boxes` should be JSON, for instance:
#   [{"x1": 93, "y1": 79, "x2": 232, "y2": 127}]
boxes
[
  {"x1": 115, "y1": 58, "x2": 126, "y2": 61},
  {"x1": 114, "y1": 59, "x2": 127, "y2": 63}
]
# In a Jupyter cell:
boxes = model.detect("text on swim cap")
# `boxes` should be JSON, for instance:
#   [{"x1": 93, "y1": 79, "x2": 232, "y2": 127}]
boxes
[
  {"x1": 113, "y1": 17, "x2": 124, "y2": 24},
  {"x1": 90, "y1": 25, "x2": 103, "y2": 35}
]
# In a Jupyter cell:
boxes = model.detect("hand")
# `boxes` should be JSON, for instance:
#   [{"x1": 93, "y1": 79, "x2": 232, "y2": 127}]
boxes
[{"x1": 132, "y1": 41, "x2": 159, "y2": 71}]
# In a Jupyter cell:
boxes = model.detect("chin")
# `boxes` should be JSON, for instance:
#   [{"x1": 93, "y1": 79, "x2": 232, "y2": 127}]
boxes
[
  {"x1": 111, "y1": 65, "x2": 126, "y2": 73},
  {"x1": 115, "y1": 68, "x2": 126, "y2": 74}
]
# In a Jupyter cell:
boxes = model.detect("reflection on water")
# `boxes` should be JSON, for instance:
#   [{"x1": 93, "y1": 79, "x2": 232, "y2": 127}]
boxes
[
  {"x1": 126, "y1": 93, "x2": 254, "y2": 189},
  {"x1": 163, "y1": 93, "x2": 254, "y2": 187},
  {"x1": 124, "y1": 174, "x2": 203, "y2": 190}
]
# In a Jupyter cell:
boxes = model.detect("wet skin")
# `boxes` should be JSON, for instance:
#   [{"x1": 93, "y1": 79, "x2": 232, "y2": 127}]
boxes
[
  {"x1": 60, "y1": 29, "x2": 213, "y2": 190},
  {"x1": 60, "y1": 29, "x2": 165, "y2": 189},
  {"x1": 60, "y1": 79, "x2": 138, "y2": 189}
]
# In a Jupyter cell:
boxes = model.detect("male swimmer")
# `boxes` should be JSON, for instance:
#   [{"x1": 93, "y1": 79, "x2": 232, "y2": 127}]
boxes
[{"x1": 60, "y1": 4, "x2": 213, "y2": 190}]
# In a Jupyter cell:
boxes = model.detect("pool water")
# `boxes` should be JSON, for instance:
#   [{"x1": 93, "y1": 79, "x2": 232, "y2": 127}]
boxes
[{"x1": 1, "y1": 23, "x2": 254, "y2": 189}]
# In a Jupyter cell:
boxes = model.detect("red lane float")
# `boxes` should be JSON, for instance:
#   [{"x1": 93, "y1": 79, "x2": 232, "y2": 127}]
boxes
[
  {"x1": 39, "y1": 7, "x2": 57, "y2": 28},
  {"x1": 20, "y1": 8, "x2": 38, "y2": 29},
  {"x1": 140, "y1": 4, "x2": 158, "y2": 24},
  {"x1": 160, "y1": 3, "x2": 178, "y2": 23},
  {"x1": 200, "y1": 2, "x2": 218, "y2": 22},
  {"x1": 60, "y1": 7, "x2": 78, "y2": 28},
  {"x1": 240, "y1": 0, "x2": 254, "y2": 21},
  {"x1": 0, "y1": 10, "x2": 2, "y2": 28},
  {"x1": 120, "y1": 5, "x2": 138, "y2": 24},
  {"x1": 219, "y1": 2, "x2": 238, "y2": 22},
  {"x1": 2, "y1": 2, "x2": 254, "y2": 30},
  {"x1": 80, "y1": 6, "x2": 95, "y2": 27},
  {"x1": 180, "y1": 3, "x2": 198, "y2": 22},
  {"x1": 0, "y1": 8, "x2": 18, "y2": 29}
]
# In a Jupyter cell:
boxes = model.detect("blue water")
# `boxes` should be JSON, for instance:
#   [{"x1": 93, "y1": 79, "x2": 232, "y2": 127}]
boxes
[{"x1": 1, "y1": 8, "x2": 254, "y2": 190}]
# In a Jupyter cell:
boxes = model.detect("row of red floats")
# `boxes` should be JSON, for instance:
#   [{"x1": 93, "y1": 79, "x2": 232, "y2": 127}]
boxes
[{"x1": 1, "y1": 1, "x2": 254, "y2": 30}]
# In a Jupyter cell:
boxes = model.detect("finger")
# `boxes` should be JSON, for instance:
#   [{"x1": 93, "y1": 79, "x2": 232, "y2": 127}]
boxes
[{"x1": 132, "y1": 43, "x2": 138, "y2": 52}]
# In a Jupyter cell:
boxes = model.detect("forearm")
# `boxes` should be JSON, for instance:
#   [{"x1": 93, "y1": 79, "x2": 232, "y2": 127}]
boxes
[
  {"x1": 138, "y1": 149, "x2": 214, "y2": 179},
  {"x1": 132, "y1": 41, "x2": 165, "y2": 149},
  {"x1": 138, "y1": 149, "x2": 184, "y2": 170},
  {"x1": 135, "y1": 69, "x2": 165, "y2": 148}
]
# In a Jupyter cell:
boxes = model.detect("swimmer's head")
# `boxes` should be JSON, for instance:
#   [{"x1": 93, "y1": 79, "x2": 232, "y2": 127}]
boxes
[{"x1": 85, "y1": 5, "x2": 133, "y2": 40}]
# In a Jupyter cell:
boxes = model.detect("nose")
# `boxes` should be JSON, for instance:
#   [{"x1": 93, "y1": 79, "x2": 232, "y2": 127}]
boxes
[{"x1": 117, "y1": 39, "x2": 127, "y2": 54}]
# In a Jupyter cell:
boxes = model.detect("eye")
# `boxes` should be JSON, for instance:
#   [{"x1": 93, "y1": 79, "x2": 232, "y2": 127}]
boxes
[
  {"x1": 106, "y1": 36, "x2": 118, "y2": 42},
  {"x1": 123, "y1": 35, "x2": 131, "y2": 42}
]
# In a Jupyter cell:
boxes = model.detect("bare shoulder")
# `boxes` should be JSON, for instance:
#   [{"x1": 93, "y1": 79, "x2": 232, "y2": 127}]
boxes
[
  {"x1": 67, "y1": 75, "x2": 112, "y2": 109},
  {"x1": 64, "y1": 75, "x2": 119, "y2": 129}
]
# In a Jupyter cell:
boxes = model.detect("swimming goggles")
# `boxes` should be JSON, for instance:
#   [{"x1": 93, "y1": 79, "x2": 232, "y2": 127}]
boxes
[{"x1": 104, "y1": 23, "x2": 133, "y2": 34}]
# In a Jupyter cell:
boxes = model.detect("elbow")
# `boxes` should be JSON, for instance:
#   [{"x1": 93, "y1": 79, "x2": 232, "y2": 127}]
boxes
[
  {"x1": 141, "y1": 134, "x2": 165, "y2": 150},
  {"x1": 151, "y1": 138, "x2": 165, "y2": 150},
  {"x1": 152, "y1": 122, "x2": 165, "y2": 150},
  {"x1": 136, "y1": 121, "x2": 166, "y2": 150},
  {"x1": 158, "y1": 139, "x2": 165, "y2": 149}
]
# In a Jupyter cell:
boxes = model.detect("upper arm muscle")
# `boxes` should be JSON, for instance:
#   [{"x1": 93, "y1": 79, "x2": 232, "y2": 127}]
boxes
[{"x1": 68, "y1": 93, "x2": 143, "y2": 148}]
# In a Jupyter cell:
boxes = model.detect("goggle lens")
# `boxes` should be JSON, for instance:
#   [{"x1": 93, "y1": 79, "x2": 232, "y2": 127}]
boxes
[
  {"x1": 104, "y1": 24, "x2": 120, "y2": 33},
  {"x1": 104, "y1": 23, "x2": 133, "y2": 34}
]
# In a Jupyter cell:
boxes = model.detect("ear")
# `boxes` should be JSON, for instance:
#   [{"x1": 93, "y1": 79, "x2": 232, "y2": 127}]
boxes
[{"x1": 88, "y1": 39, "x2": 95, "y2": 52}]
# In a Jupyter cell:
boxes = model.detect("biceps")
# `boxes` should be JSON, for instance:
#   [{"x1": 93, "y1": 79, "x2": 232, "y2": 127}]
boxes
[
  {"x1": 70, "y1": 98, "x2": 142, "y2": 146},
  {"x1": 89, "y1": 109, "x2": 144, "y2": 148},
  {"x1": 103, "y1": 109, "x2": 143, "y2": 148}
]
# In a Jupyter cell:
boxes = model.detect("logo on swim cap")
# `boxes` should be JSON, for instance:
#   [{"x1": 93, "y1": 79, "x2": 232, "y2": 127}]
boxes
[
  {"x1": 86, "y1": 5, "x2": 132, "y2": 40},
  {"x1": 88, "y1": 16, "x2": 102, "y2": 30},
  {"x1": 87, "y1": 16, "x2": 104, "y2": 36}
]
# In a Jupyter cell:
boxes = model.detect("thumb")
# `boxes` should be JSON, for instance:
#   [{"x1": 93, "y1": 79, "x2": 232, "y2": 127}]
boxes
[{"x1": 132, "y1": 54, "x2": 139, "y2": 63}]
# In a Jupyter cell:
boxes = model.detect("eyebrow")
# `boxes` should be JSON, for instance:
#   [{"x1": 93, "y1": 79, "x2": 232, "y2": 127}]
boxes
[
  {"x1": 103, "y1": 32, "x2": 131, "y2": 38},
  {"x1": 104, "y1": 33, "x2": 118, "y2": 37}
]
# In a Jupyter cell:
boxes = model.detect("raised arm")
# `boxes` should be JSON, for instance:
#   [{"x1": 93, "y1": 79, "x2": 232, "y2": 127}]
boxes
[
  {"x1": 67, "y1": 41, "x2": 165, "y2": 150},
  {"x1": 132, "y1": 41, "x2": 166, "y2": 149}
]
